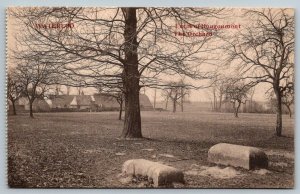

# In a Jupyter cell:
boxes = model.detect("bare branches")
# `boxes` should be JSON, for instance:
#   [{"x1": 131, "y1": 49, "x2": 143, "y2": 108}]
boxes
[
  {"x1": 10, "y1": 49, "x2": 59, "y2": 117},
  {"x1": 7, "y1": 71, "x2": 24, "y2": 115},
  {"x1": 223, "y1": 8, "x2": 294, "y2": 134},
  {"x1": 9, "y1": 7, "x2": 221, "y2": 91},
  {"x1": 226, "y1": 9, "x2": 294, "y2": 84},
  {"x1": 161, "y1": 79, "x2": 191, "y2": 112},
  {"x1": 224, "y1": 79, "x2": 252, "y2": 117}
]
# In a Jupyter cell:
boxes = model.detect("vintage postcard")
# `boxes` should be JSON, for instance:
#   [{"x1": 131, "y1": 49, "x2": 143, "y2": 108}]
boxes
[{"x1": 6, "y1": 7, "x2": 294, "y2": 188}]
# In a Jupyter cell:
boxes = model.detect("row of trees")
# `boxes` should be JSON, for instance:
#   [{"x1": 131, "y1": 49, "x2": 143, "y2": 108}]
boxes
[
  {"x1": 208, "y1": 77, "x2": 294, "y2": 118},
  {"x1": 161, "y1": 79, "x2": 191, "y2": 113},
  {"x1": 7, "y1": 57, "x2": 58, "y2": 118},
  {"x1": 9, "y1": 7, "x2": 220, "y2": 138},
  {"x1": 223, "y1": 9, "x2": 294, "y2": 136},
  {"x1": 7, "y1": 69, "x2": 126, "y2": 120},
  {"x1": 208, "y1": 78, "x2": 253, "y2": 117},
  {"x1": 8, "y1": 8, "x2": 294, "y2": 137}
]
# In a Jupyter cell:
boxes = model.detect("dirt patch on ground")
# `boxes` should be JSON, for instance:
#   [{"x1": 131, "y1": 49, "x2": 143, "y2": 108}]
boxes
[
  {"x1": 265, "y1": 149, "x2": 294, "y2": 160},
  {"x1": 185, "y1": 165, "x2": 244, "y2": 179}
]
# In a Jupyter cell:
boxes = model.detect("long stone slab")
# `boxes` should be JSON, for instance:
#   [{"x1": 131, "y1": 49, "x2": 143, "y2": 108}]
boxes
[
  {"x1": 122, "y1": 159, "x2": 184, "y2": 187},
  {"x1": 208, "y1": 143, "x2": 268, "y2": 170}
]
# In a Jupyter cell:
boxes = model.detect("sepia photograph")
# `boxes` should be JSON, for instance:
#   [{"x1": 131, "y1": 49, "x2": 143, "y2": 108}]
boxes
[{"x1": 6, "y1": 7, "x2": 294, "y2": 188}]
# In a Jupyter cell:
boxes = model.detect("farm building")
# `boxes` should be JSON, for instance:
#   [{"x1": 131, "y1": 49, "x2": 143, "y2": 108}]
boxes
[
  {"x1": 18, "y1": 97, "x2": 28, "y2": 107},
  {"x1": 50, "y1": 95, "x2": 75, "y2": 109},
  {"x1": 30, "y1": 99, "x2": 51, "y2": 112},
  {"x1": 48, "y1": 95, "x2": 74, "y2": 109},
  {"x1": 139, "y1": 94, "x2": 153, "y2": 110},
  {"x1": 50, "y1": 95, "x2": 93, "y2": 110},
  {"x1": 92, "y1": 93, "x2": 120, "y2": 111},
  {"x1": 70, "y1": 95, "x2": 93, "y2": 110},
  {"x1": 50, "y1": 94, "x2": 118, "y2": 111},
  {"x1": 13, "y1": 97, "x2": 51, "y2": 112},
  {"x1": 7, "y1": 98, "x2": 25, "y2": 113},
  {"x1": 9, "y1": 93, "x2": 153, "y2": 112},
  {"x1": 92, "y1": 93, "x2": 153, "y2": 111},
  {"x1": 7, "y1": 100, "x2": 26, "y2": 114}
]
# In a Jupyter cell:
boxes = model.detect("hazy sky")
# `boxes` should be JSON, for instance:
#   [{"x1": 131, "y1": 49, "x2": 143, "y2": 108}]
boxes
[{"x1": 7, "y1": 8, "x2": 292, "y2": 103}]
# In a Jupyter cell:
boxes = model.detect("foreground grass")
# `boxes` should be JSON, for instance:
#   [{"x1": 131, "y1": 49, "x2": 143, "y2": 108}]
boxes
[{"x1": 7, "y1": 111, "x2": 294, "y2": 188}]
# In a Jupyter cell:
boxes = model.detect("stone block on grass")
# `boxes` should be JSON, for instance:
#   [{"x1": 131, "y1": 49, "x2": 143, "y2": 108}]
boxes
[
  {"x1": 122, "y1": 159, "x2": 184, "y2": 187},
  {"x1": 208, "y1": 143, "x2": 268, "y2": 170}
]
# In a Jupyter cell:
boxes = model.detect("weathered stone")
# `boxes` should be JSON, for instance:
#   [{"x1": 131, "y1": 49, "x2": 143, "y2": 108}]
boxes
[
  {"x1": 122, "y1": 159, "x2": 184, "y2": 187},
  {"x1": 208, "y1": 143, "x2": 268, "y2": 170}
]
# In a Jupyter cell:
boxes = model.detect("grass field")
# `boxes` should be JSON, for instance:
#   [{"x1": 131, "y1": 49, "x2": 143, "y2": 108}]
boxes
[{"x1": 7, "y1": 111, "x2": 294, "y2": 188}]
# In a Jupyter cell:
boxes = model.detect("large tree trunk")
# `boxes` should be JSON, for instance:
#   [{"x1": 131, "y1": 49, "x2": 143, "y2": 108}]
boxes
[
  {"x1": 274, "y1": 86, "x2": 282, "y2": 136},
  {"x1": 118, "y1": 99, "x2": 123, "y2": 120},
  {"x1": 12, "y1": 100, "x2": 17, "y2": 115},
  {"x1": 121, "y1": 8, "x2": 142, "y2": 138},
  {"x1": 29, "y1": 100, "x2": 34, "y2": 118}
]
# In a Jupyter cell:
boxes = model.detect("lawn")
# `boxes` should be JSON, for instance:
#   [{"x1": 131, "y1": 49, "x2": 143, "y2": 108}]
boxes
[{"x1": 7, "y1": 111, "x2": 294, "y2": 188}]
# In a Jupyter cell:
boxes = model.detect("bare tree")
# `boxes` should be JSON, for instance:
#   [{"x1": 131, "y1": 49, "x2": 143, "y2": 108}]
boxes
[
  {"x1": 208, "y1": 77, "x2": 226, "y2": 111},
  {"x1": 14, "y1": 54, "x2": 57, "y2": 118},
  {"x1": 180, "y1": 81, "x2": 190, "y2": 112},
  {"x1": 112, "y1": 92, "x2": 124, "y2": 120},
  {"x1": 162, "y1": 80, "x2": 190, "y2": 113},
  {"x1": 161, "y1": 89, "x2": 170, "y2": 110},
  {"x1": 11, "y1": 7, "x2": 222, "y2": 138},
  {"x1": 96, "y1": 84, "x2": 124, "y2": 120},
  {"x1": 225, "y1": 9, "x2": 294, "y2": 136},
  {"x1": 7, "y1": 71, "x2": 24, "y2": 115},
  {"x1": 224, "y1": 80, "x2": 251, "y2": 117}
]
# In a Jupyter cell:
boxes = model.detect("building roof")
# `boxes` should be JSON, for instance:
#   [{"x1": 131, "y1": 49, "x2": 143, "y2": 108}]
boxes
[
  {"x1": 17, "y1": 97, "x2": 28, "y2": 106},
  {"x1": 32, "y1": 99, "x2": 51, "y2": 110},
  {"x1": 50, "y1": 95, "x2": 93, "y2": 108},
  {"x1": 76, "y1": 95, "x2": 92, "y2": 106},
  {"x1": 46, "y1": 93, "x2": 153, "y2": 109},
  {"x1": 16, "y1": 97, "x2": 50, "y2": 109},
  {"x1": 93, "y1": 93, "x2": 120, "y2": 108},
  {"x1": 70, "y1": 96, "x2": 77, "y2": 106},
  {"x1": 139, "y1": 94, "x2": 153, "y2": 108},
  {"x1": 50, "y1": 95, "x2": 75, "y2": 108}
]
